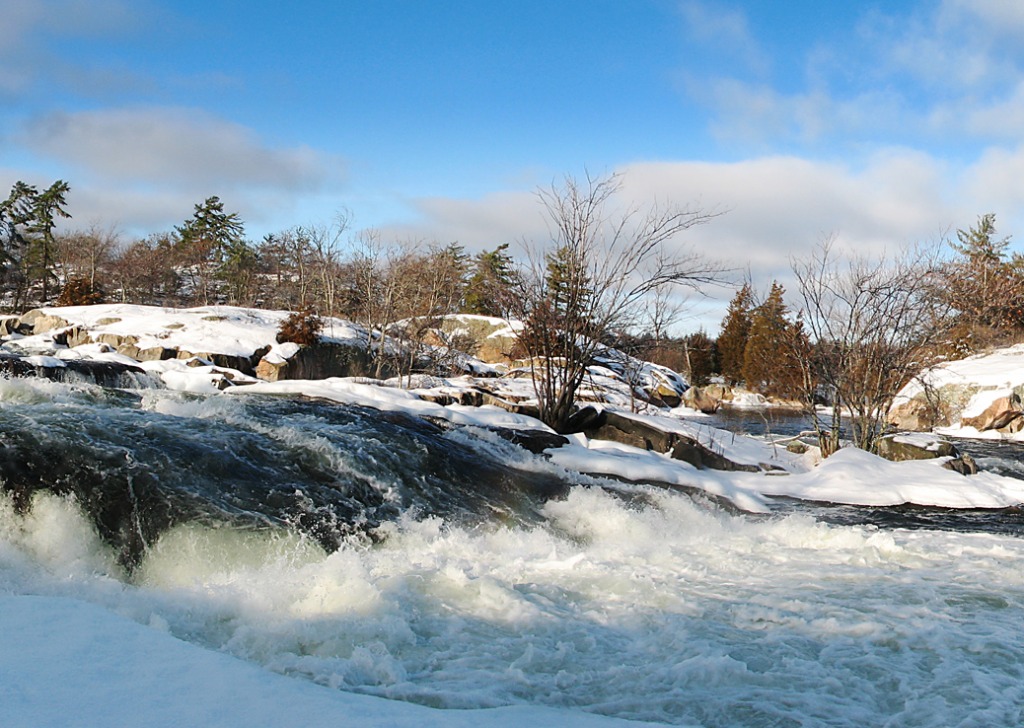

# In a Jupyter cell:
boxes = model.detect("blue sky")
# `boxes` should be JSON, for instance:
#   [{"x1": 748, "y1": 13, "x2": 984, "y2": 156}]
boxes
[{"x1": 5, "y1": 0, "x2": 1024, "y2": 328}]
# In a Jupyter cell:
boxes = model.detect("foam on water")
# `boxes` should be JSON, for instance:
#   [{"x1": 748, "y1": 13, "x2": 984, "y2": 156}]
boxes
[{"x1": 3, "y1": 482, "x2": 1024, "y2": 726}]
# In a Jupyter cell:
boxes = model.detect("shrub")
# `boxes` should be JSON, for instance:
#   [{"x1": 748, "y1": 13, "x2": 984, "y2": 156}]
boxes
[
  {"x1": 57, "y1": 277, "x2": 104, "y2": 306},
  {"x1": 276, "y1": 309, "x2": 323, "y2": 346}
]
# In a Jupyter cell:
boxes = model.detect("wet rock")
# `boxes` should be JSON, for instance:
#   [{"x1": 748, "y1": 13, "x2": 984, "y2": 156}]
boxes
[
  {"x1": 0, "y1": 353, "x2": 151, "y2": 388},
  {"x1": 669, "y1": 439, "x2": 760, "y2": 472},
  {"x1": 562, "y1": 405, "x2": 604, "y2": 433},
  {"x1": 943, "y1": 454, "x2": 978, "y2": 476},
  {"x1": 490, "y1": 427, "x2": 570, "y2": 454}
]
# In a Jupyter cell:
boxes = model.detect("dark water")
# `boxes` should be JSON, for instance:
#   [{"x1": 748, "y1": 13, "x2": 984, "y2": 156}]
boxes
[
  {"x1": 0, "y1": 384, "x2": 570, "y2": 568},
  {"x1": 704, "y1": 405, "x2": 814, "y2": 439}
]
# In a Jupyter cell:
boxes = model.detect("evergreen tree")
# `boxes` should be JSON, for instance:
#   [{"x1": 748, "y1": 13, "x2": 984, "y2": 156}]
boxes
[
  {"x1": 742, "y1": 281, "x2": 802, "y2": 398},
  {"x1": 544, "y1": 243, "x2": 592, "y2": 317},
  {"x1": 945, "y1": 213, "x2": 1024, "y2": 336},
  {"x1": 175, "y1": 196, "x2": 246, "y2": 304},
  {"x1": 717, "y1": 283, "x2": 754, "y2": 385},
  {"x1": 464, "y1": 243, "x2": 517, "y2": 317},
  {"x1": 26, "y1": 180, "x2": 71, "y2": 303},
  {"x1": 681, "y1": 329, "x2": 718, "y2": 386},
  {"x1": 0, "y1": 180, "x2": 71, "y2": 308},
  {"x1": 0, "y1": 182, "x2": 36, "y2": 304}
]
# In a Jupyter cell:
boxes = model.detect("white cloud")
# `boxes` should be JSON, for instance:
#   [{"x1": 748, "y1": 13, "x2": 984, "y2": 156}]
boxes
[
  {"x1": 21, "y1": 107, "x2": 337, "y2": 192},
  {"x1": 9, "y1": 107, "x2": 342, "y2": 237},
  {"x1": 375, "y1": 152, "x2": 974, "y2": 331},
  {"x1": 961, "y1": 145, "x2": 1024, "y2": 226},
  {"x1": 940, "y1": 0, "x2": 1024, "y2": 39},
  {"x1": 687, "y1": 1, "x2": 1024, "y2": 149},
  {"x1": 0, "y1": 0, "x2": 149, "y2": 96},
  {"x1": 677, "y1": 0, "x2": 767, "y2": 72}
]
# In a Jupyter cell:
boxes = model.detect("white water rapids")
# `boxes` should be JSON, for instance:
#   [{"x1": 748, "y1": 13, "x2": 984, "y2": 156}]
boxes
[
  {"x1": 3, "y1": 485, "x2": 1023, "y2": 726},
  {"x1": 1, "y1": 379, "x2": 1023, "y2": 726}
]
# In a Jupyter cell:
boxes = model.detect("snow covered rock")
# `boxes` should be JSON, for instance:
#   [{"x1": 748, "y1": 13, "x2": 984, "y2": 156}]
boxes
[
  {"x1": 960, "y1": 390, "x2": 1023, "y2": 432},
  {"x1": 255, "y1": 342, "x2": 376, "y2": 381},
  {"x1": 580, "y1": 409, "x2": 760, "y2": 472},
  {"x1": 874, "y1": 433, "x2": 958, "y2": 462},
  {"x1": 890, "y1": 344, "x2": 1024, "y2": 435}
]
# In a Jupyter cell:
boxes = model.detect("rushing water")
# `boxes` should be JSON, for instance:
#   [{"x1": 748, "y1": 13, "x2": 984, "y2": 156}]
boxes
[{"x1": 3, "y1": 380, "x2": 1024, "y2": 726}]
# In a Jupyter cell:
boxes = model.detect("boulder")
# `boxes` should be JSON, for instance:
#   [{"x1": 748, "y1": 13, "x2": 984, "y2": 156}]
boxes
[
  {"x1": 887, "y1": 396, "x2": 950, "y2": 431},
  {"x1": 875, "y1": 433, "x2": 959, "y2": 462},
  {"x1": 17, "y1": 309, "x2": 71, "y2": 335},
  {"x1": 645, "y1": 380, "x2": 683, "y2": 408},
  {"x1": 876, "y1": 433, "x2": 978, "y2": 476},
  {"x1": 669, "y1": 439, "x2": 760, "y2": 472},
  {"x1": 943, "y1": 454, "x2": 979, "y2": 476},
  {"x1": 255, "y1": 342, "x2": 376, "y2": 381},
  {"x1": 178, "y1": 349, "x2": 265, "y2": 376},
  {"x1": 960, "y1": 392, "x2": 1023, "y2": 432},
  {"x1": 583, "y1": 409, "x2": 677, "y2": 451},
  {"x1": 489, "y1": 427, "x2": 570, "y2": 454},
  {"x1": 478, "y1": 392, "x2": 540, "y2": 419},
  {"x1": 703, "y1": 383, "x2": 733, "y2": 402},
  {"x1": 0, "y1": 316, "x2": 20, "y2": 336},
  {"x1": 682, "y1": 386, "x2": 721, "y2": 414},
  {"x1": 581, "y1": 409, "x2": 760, "y2": 472},
  {"x1": 117, "y1": 344, "x2": 179, "y2": 362},
  {"x1": 95, "y1": 332, "x2": 138, "y2": 349},
  {"x1": 436, "y1": 316, "x2": 519, "y2": 365}
]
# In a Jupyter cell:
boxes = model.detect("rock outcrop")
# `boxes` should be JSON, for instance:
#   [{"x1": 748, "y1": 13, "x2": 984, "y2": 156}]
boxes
[
  {"x1": 0, "y1": 352, "x2": 152, "y2": 388},
  {"x1": 875, "y1": 433, "x2": 958, "y2": 461},
  {"x1": 574, "y1": 407, "x2": 762, "y2": 472},
  {"x1": 887, "y1": 396, "x2": 952, "y2": 432},
  {"x1": 255, "y1": 342, "x2": 377, "y2": 381},
  {"x1": 960, "y1": 391, "x2": 1024, "y2": 432},
  {"x1": 874, "y1": 433, "x2": 977, "y2": 475}
]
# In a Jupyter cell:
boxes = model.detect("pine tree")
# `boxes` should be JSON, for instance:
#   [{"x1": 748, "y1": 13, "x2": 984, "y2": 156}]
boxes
[
  {"x1": 717, "y1": 283, "x2": 753, "y2": 385},
  {"x1": 681, "y1": 329, "x2": 718, "y2": 386},
  {"x1": 0, "y1": 180, "x2": 71, "y2": 307},
  {"x1": 742, "y1": 282, "x2": 806, "y2": 399},
  {"x1": 544, "y1": 243, "x2": 591, "y2": 318},
  {"x1": 945, "y1": 213, "x2": 1024, "y2": 335},
  {"x1": 464, "y1": 243, "x2": 517, "y2": 317},
  {"x1": 175, "y1": 196, "x2": 246, "y2": 304}
]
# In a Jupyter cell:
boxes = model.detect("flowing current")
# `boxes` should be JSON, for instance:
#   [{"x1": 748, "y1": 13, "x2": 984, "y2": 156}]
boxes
[{"x1": 2, "y1": 378, "x2": 1024, "y2": 727}]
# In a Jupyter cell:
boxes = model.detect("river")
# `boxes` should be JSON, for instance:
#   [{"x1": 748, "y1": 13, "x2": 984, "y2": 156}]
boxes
[{"x1": 2, "y1": 380, "x2": 1023, "y2": 726}]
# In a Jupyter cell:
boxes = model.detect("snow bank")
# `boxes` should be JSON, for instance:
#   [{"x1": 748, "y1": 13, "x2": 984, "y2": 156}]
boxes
[{"x1": 756, "y1": 446, "x2": 1024, "y2": 509}]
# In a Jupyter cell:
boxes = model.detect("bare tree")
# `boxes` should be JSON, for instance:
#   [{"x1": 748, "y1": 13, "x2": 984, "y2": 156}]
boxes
[
  {"x1": 792, "y1": 237, "x2": 951, "y2": 455},
  {"x1": 516, "y1": 172, "x2": 723, "y2": 433},
  {"x1": 345, "y1": 232, "x2": 414, "y2": 378},
  {"x1": 53, "y1": 224, "x2": 119, "y2": 291},
  {"x1": 304, "y1": 212, "x2": 351, "y2": 321}
]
